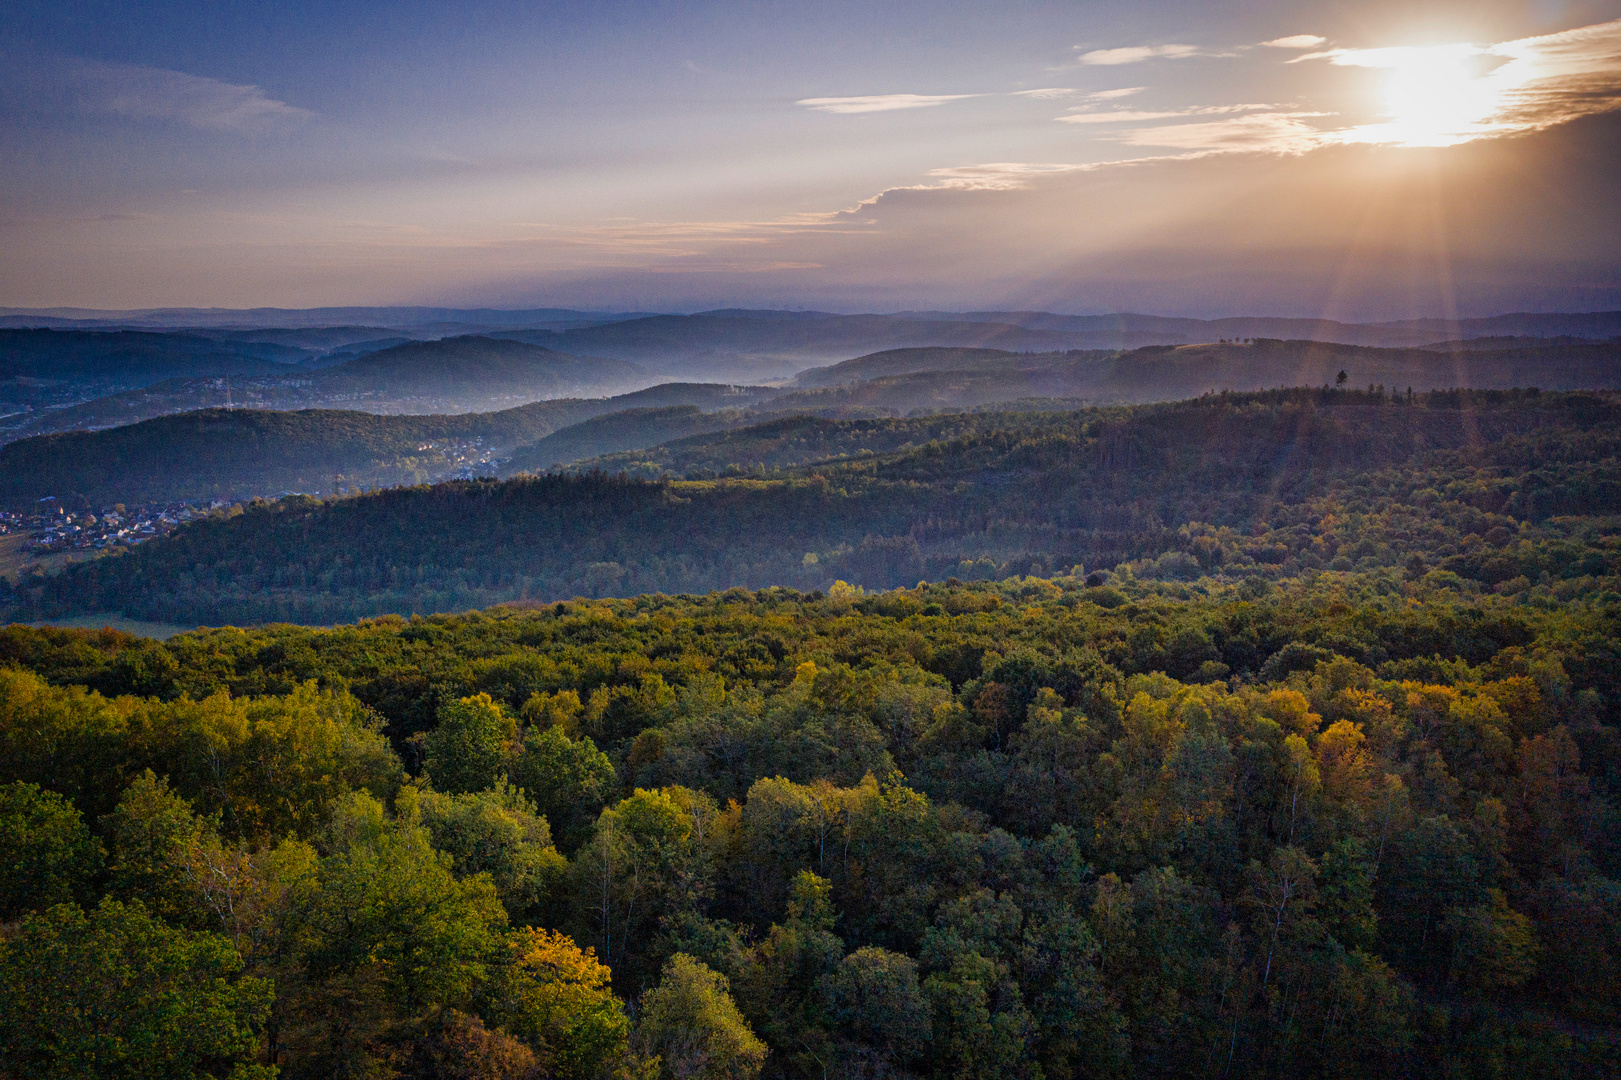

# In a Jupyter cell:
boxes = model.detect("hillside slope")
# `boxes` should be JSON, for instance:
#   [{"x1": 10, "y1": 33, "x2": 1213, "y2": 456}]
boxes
[
  {"x1": 11, "y1": 388, "x2": 1617, "y2": 625},
  {"x1": 776, "y1": 340, "x2": 1621, "y2": 413},
  {"x1": 0, "y1": 328, "x2": 309, "y2": 434},
  {"x1": 502, "y1": 405, "x2": 754, "y2": 473},
  {"x1": 316, "y1": 335, "x2": 644, "y2": 402},
  {"x1": 1, "y1": 335, "x2": 655, "y2": 442},
  {"x1": 502, "y1": 314, "x2": 1096, "y2": 381},
  {"x1": 792, "y1": 347, "x2": 1065, "y2": 387},
  {"x1": 0, "y1": 382, "x2": 779, "y2": 507}
]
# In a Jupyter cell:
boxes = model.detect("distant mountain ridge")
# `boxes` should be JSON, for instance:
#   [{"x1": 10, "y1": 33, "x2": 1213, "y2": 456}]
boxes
[
  {"x1": 887, "y1": 309, "x2": 1621, "y2": 344},
  {"x1": 6, "y1": 308, "x2": 1619, "y2": 444},
  {"x1": 6, "y1": 304, "x2": 1617, "y2": 343},
  {"x1": 11, "y1": 337, "x2": 1621, "y2": 507},
  {"x1": 0, "y1": 306, "x2": 654, "y2": 330}
]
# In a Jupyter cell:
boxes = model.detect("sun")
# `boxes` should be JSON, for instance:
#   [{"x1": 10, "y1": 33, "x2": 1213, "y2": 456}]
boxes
[
  {"x1": 1376, "y1": 46, "x2": 1500, "y2": 146},
  {"x1": 1325, "y1": 42, "x2": 1511, "y2": 148}
]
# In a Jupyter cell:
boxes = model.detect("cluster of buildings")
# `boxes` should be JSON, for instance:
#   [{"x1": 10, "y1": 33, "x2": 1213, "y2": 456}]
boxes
[
  {"x1": 415, "y1": 437, "x2": 503, "y2": 480},
  {"x1": 3, "y1": 499, "x2": 222, "y2": 554}
]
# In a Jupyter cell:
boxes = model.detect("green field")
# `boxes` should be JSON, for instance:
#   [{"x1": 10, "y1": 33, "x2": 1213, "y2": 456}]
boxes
[{"x1": 23, "y1": 612, "x2": 194, "y2": 639}]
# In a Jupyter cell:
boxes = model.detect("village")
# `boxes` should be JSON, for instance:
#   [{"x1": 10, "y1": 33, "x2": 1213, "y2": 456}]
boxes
[{"x1": 0, "y1": 498, "x2": 218, "y2": 555}]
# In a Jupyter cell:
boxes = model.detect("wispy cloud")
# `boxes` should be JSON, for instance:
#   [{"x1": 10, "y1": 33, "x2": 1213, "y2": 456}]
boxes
[
  {"x1": 1293, "y1": 42, "x2": 1486, "y2": 68},
  {"x1": 1118, "y1": 112, "x2": 1332, "y2": 152},
  {"x1": 796, "y1": 93, "x2": 981, "y2": 114},
  {"x1": 918, "y1": 161, "x2": 1095, "y2": 191},
  {"x1": 60, "y1": 58, "x2": 312, "y2": 134},
  {"x1": 1060, "y1": 102, "x2": 1279, "y2": 125},
  {"x1": 799, "y1": 87, "x2": 1112, "y2": 114},
  {"x1": 1059, "y1": 111, "x2": 1194, "y2": 125},
  {"x1": 1077, "y1": 44, "x2": 1214, "y2": 66},
  {"x1": 1261, "y1": 35, "x2": 1327, "y2": 50},
  {"x1": 1084, "y1": 87, "x2": 1146, "y2": 100}
]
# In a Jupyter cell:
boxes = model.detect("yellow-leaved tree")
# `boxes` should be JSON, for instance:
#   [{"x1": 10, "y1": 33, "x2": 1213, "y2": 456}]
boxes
[{"x1": 491, "y1": 927, "x2": 642, "y2": 1080}]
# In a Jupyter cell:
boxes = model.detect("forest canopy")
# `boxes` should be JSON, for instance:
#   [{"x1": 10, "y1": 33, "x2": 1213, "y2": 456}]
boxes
[{"x1": 1, "y1": 567, "x2": 1618, "y2": 1077}]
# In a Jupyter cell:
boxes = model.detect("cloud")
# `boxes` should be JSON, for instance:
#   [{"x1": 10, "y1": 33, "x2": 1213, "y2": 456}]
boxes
[
  {"x1": 1118, "y1": 112, "x2": 1332, "y2": 151},
  {"x1": 1488, "y1": 19, "x2": 1621, "y2": 130},
  {"x1": 1084, "y1": 87, "x2": 1146, "y2": 100},
  {"x1": 60, "y1": 58, "x2": 312, "y2": 134},
  {"x1": 1261, "y1": 35, "x2": 1327, "y2": 50},
  {"x1": 1077, "y1": 44, "x2": 1205, "y2": 65},
  {"x1": 917, "y1": 161, "x2": 1095, "y2": 191},
  {"x1": 796, "y1": 93, "x2": 981, "y2": 114},
  {"x1": 1297, "y1": 43, "x2": 1486, "y2": 68},
  {"x1": 1059, "y1": 102, "x2": 1280, "y2": 125},
  {"x1": 1011, "y1": 88, "x2": 1078, "y2": 99},
  {"x1": 1059, "y1": 111, "x2": 1196, "y2": 124}
]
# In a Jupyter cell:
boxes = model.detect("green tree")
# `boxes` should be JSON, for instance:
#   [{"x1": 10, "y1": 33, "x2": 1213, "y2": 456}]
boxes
[
  {"x1": 729, "y1": 871, "x2": 845, "y2": 1075},
  {"x1": 1444, "y1": 888, "x2": 1539, "y2": 992},
  {"x1": 427, "y1": 693, "x2": 519, "y2": 795},
  {"x1": 570, "y1": 788, "x2": 703, "y2": 977},
  {"x1": 509, "y1": 722, "x2": 620, "y2": 852},
  {"x1": 279, "y1": 791, "x2": 509, "y2": 1076},
  {"x1": 0, "y1": 898, "x2": 274, "y2": 1080},
  {"x1": 634, "y1": 954, "x2": 767, "y2": 1080},
  {"x1": 818, "y1": 945, "x2": 932, "y2": 1073},
  {"x1": 0, "y1": 780, "x2": 102, "y2": 919},
  {"x1": 103, "y1": 769, "x2": 212, "y2": 927},
  {"x1": 415, "y1": 780, "x2": 567, "y2": 923}
]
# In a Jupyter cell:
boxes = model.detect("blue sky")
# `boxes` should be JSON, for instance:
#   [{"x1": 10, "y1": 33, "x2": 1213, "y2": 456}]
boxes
[{"x1": 3, "y1": 0, "x2": 1619, "y2": 316}]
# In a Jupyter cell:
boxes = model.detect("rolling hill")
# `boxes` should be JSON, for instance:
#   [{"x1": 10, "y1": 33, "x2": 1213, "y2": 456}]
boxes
[
  {"x1": 792, "y1": 347, "x2": 1077, "y2": 388},
  {"x1": 1, "y1": 335, "x2": 652, "y2": 443},
  {"x1": 10, "y1": 387, "x2": 1617, "y2": 625},
  {"x1": 0, "y1": 383, "x2": 780, "y2": 508},
  {"x1": 501, "y1": 405, "x2": 755, "y2": 473},
  {"x1": 775, "y1": 339, "x2": 1621, "y2": 414},
  {"x1": 575, "y1": 412, "x2": 1050, "y2": 478},
  {"x1": 499, "y1": 313, "x2": 1097, "y2": 381},
  {"x1": 314, "y1": 335, "x2": 644, "y2": 404},
  {"x1": 0, "y1": 328, "x2": 310, "y2": 431},
  {"x1": 10, "y1": 309, "x2": 1619, "y2": 444},
  {"x1": 892, "y1": 308, "x2": 1621, "y2": 345}
]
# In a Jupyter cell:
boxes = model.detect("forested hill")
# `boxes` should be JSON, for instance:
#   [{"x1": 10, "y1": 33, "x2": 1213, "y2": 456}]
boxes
[
  {"x1": 502, "y1": 405, "x2": 755, "y2": 473},
  {"x1": 312, "y1": 335, "x2": 644, "y2": 400},
  {"x1": 0, "y1": 327, "x2": 308, "y2": 376},
  {"x1": 793, "y1": 347, "x2": 1053, "y2": 387},
  {"x1": 579, "y1": 412, "x2": 1070, "y2": 478},
  {"x1": 783, "y1": 339, "x2": 1621, "y2": 406},
  {"x1": 0, "y1": 382, "x2": 780, "y2": 508},
  {"x1": 2, "y1": 333, "x2": 661, "y2": 444},
  {"x1": 9, "y1": 388, "x2": 1618, "y2": 626}
]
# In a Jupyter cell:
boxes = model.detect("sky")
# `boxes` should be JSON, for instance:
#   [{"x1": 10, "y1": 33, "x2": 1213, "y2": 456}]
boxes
[{"x1": 2, "y1": 0, "x2": 1620, "y2": 318}]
